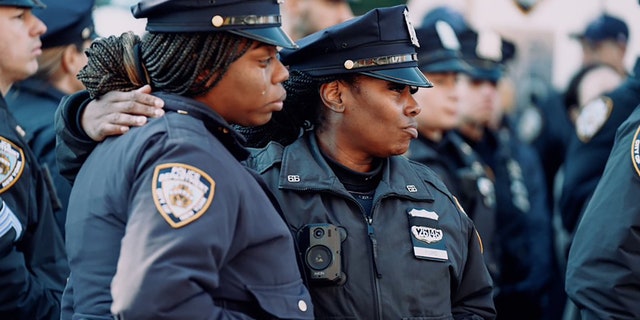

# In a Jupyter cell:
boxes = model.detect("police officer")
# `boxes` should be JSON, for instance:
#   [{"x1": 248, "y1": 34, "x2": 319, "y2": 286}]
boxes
[
  {"x1": 565, "y1": 102, "x2": 640, "y2": 319},
  {"x1": 0, "y1": 0, "x2": 69, "y2": 319},
  {"x1": 60, "y1": 0, "x2": 313, "y2": 319},
  {"x1": 244, "y1": 6, "x2": 496, "y2": 319},
  {"x1": 5, "y1": 0, "x2": 97, "y2": 236},
  {"x1": 455, "y1": 26, "x2": 554, "y2": 319},
  {"x1": 559, "y1": 57, "x2": 640, "y2": 235},
  {"x1": 406, "y1": 12, "x2": 499, "y2": 280}
]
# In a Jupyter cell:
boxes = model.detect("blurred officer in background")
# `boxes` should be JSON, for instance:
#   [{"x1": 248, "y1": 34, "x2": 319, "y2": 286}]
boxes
[
  {"x1": 5, "y1": 0, "x2": 97, "y2": 236},
  {"x1": 559, "y1": 57, "x2": 640, "y2": 236},
  {"x1": 456, "y1": 26, "x2": 555, "y2": 320},
  {"x1": 58, "y1": 0, "x2": 313, "y2": 319},
  {"x1": 243, "y1": 6, "x2": 495, "y2": 319},
  {"x1": 570, "y1": 13, "x2": 629, "y2": 76},
  {"x1": 565, "y1": 102, "x2": 640, "y2": 320},
  {"x1": 280, "y1": 0, "x2": 354, "y2": 41},
  {"x1": 0, "y1": 0, "x2": 69, "y2": 319},
  {"x1": 406, "y1": 11, "x2": 499, "y2": 282}
]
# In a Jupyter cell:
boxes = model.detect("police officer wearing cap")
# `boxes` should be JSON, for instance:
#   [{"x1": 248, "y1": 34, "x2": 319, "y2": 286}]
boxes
[
  {"x1": 406, "y1": 13, "x2": 499, "y2": 283},
  {"x1": 57, "y1": 0, "x2": 313, "y2": 319},
  {"x1": 5, "y1": 0, "x2": 97, "y2": 237},
  {"x1": 565, "y1": 102, "x2": 640, "y2": 319},
  {"x1": 0, "y1": 0, "x2": 69, "y2": 319},
  {"x1": 455, "y1": 26, "x2": 554, "y2": 320},
  {"x1": 570, "y1": 13, "x2": 629, "y2": 77},
  {"x1": 243, "y1": 6, "x2": 495, "y2": 319}
]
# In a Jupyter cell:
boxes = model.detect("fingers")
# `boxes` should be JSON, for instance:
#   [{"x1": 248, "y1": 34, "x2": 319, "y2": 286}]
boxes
[{"x1": 81, "y1": 86, "x2": 166, "y2": 141}]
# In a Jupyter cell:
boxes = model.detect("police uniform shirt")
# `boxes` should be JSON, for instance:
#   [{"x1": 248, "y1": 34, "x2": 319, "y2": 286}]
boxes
[
  {"x1": 566, "y1": 103, "x2": 640, "y2": 319},
  {"x1": 0, "y1": 95, "x2": 68, "y2": 320},
  {"x1": 63, "y1": 93, "x2": 312, "y2": 319},
  {"x1": 246, "y1": 132, "x2": 496, "y2": 319}
]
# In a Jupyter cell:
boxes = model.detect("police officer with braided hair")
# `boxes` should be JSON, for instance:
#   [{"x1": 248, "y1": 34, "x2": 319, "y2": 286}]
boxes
[
  {"x1": 244, "y1": 6, "x2": 495, "y2": 319},
  {"x1": 59, "y1": 0, "x2": 313, "y2": 319},
  {"x1": 406, "y1": 12, "x2": 499, "y2": 282}
]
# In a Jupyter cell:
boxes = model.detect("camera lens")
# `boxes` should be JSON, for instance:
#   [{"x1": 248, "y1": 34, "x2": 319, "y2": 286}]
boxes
[
  {"x1": 313, "y1": 227, "x2": 325, "y2": 239},
  {"x1": 306, "y1": 245, "x2": 332, "y2": 270}
]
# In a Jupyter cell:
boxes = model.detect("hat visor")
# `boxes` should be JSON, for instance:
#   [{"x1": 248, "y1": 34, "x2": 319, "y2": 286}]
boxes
[
  {"x1": 228, "y1": 27, "x2": 298, "y2": 49},
  {"x1": 361, "y1": 67, "x2": 433, "y2": 88},
  {"x1": 419, "y1": 58, "x2": 470, "y2": 74}
]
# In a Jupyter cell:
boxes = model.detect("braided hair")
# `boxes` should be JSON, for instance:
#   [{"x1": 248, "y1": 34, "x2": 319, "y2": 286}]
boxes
[
  {"x1": 237, "y1": 70, "x2": 359, "y2": 148},
  {"x1": 78, "y1": 31, "x2": 251, "y2": 98}
]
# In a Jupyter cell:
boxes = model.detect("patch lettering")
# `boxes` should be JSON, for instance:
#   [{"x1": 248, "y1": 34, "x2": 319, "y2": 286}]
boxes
[
  {"x1": 0, "y1": 137, "x2": 25, "y2": 194},
  {"x1": 153, "y1": 163, "x2": 215, "y2": 228},
  {"x1": 631, "y1": 125, "x2": 640, "y2": 178}
]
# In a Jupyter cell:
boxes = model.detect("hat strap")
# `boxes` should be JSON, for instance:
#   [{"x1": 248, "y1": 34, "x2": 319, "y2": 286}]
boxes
[
  {"x1": 211, "y1": 14, "x2": 281, "y2": 28},
  {"x1": 343, "y1": 53, "x2": 418, "y2": 70}
]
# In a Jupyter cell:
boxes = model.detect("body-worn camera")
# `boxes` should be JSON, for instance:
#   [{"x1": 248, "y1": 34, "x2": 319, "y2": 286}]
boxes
[{"x1": 297, "y1": 223, "x2": 344, "y2": 285}]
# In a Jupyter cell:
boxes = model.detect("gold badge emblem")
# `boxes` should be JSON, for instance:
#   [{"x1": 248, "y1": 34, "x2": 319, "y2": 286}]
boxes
[
  {"x1": 0, "y1": 137, "x2": 25, "y2": 194},
  {"x1": 631, "y1": 124, "x2": 640, "y2": 178},
  {"x1": 153, "y1": 163, "x2": 215, "y2": 228}
]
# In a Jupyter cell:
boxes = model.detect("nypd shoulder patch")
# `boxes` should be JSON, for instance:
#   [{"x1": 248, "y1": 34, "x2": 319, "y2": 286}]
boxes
[
  {"x1": 631, "y1": 125, "x2": 640, "y2": 178},
  {"x1": 576, "y1": 97, "x2": 613, "y2": 142},
  {"x1": 0, "y1": 137, "x2": 26, "y2": 194},
  {"x1": 152, "y1": 163, "x2": 215, "y2": 228}
]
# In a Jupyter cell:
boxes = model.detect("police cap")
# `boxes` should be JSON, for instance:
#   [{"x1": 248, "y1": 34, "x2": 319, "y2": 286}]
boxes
[
  {"x1": 131, "y1": 0, "x2": 297, "y2": 49},
  {"x1": 571, "y1": 14, "x2": 628, "y2": 44},
  {"x1": 458, "y1": 28, "x2": 514, "y2": 82},
  {"x1": 0, "y1": 0, "x2": 44, "y2": 8},
  {"x1": 279, "y1": 5, "x2": 432, "y2": 87},
  {"x1": 415, "y1": 19, "x2": 469, "y2": 73},
  {"x1": 33, "y1": 0, "x2": 96, "y2": 49}
]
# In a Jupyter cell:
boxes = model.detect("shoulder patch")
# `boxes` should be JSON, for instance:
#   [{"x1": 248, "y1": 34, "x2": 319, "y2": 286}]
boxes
[
  {"x1": 575, "y1": 97, "x2": 613, "y2": 142},
  {"x1": 0, "y1": 137, "x2": 26, "y2": 194},
  {"x1": 152, "y1": 163, "x2": 215, "y2": 228},
  {"x1": 517, "y1": 106, "x2": 543, "y2": 143},
  {"x1": 631, "y1": 125, "x2": 640, "y2": 178}
]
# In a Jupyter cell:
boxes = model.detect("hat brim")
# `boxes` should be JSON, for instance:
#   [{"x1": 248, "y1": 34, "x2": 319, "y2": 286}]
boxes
[
  {"x1": 419, "y1": 58, "x2": 470, "y2": 74},
  {"x1": 228, "y1": 27, "x2": 298, "y2": 49},
  {"x1": 361, "y1": 67, "x2": 433, "y2": 88},
  {"x1": 2, "y1": 0, "x2": 45, "y2": 8}
]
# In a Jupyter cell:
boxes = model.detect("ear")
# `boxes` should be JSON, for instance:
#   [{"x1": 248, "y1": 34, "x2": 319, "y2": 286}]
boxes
[
  {"x1": 61, "y1": 44, "x2": 82, "y2": 76},
  {"x1": 319, "y1": 81, "x2": 345, "y2": 113}
]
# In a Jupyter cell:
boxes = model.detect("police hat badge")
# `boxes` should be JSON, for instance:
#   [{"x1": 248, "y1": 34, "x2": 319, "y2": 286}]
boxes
[{"x1": 631, "y1": 125, "x2": 640, "y2": 177}]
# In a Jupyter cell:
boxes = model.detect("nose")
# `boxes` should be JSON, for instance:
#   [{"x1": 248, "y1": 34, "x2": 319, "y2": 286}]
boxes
[
  {"x1": 30, "y1": 13, "x2": 47, "y2": 37},
  {"x1": 405, "y1": 92, "x2": 421, "y2": 117},
  {"x1": 273, "y1": 59, "x2": 290, "y2": 84}
]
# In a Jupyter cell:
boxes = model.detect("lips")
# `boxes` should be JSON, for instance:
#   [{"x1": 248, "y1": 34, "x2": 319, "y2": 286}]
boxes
[{"x1": 404, "y1": 124, "x2": 418, "y2": 139}]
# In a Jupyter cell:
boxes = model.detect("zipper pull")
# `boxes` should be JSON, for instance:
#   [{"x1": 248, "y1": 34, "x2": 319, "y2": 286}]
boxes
[{"x1": 367, "y1": 220, "x2": 382, "y2": 278}]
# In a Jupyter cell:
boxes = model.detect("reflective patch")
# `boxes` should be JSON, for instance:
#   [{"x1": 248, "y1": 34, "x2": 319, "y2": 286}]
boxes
[
  {"x1": 408, "y1": 208, "x2": 439, "y2": 220},
  {"x1": 0, "y1": 137, "x2": 25, "y2": 194},
  {"x1": 153, "y1": 163, "x2": 215, "y2": 228},
  {"x1": 576, "y1": 97, "x2": 613, "y2": 142},
  {"x1": 631, "y1": 125, "x2": 640, "y2": 178}
]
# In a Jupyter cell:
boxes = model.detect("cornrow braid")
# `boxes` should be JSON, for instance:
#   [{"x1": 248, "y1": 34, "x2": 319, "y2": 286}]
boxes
[
  {"x1": 78, "y1": 31, "x2": 251, "y2": 98},
  {"x1": 237, "y1": 70, "x2": 355, "y2": 148}
]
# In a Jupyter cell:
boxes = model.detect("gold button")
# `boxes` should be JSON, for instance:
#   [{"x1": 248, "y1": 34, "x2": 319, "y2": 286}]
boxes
[
  {"x1": 343, "y1": 60, "x2": 354, "y2": 69},
  {"x1": 211, "y1": 15, "x2": 224, "y2": 27},
  {"x1": 82, "y1": 27, "x2": 91, "y2": 40},
  {"x1": 297, "y1": 300, "x2": 307, "y2": 312}
]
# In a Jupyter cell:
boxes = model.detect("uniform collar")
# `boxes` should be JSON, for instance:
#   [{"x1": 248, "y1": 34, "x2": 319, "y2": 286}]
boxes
[
  {"x1": 278, "y1": 132, "x2": 435, "y2": 201},
  {"x1": 156, "y1": 92, "x2": 249, "y2": 161}
]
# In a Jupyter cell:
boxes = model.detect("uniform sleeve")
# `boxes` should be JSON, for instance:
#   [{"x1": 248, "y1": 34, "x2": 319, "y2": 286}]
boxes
[
  {"x1": 451, "y1": 217, "x2": 496, "y2": 319},
  {"x1": 110, "y1": 145, "x2": 254, "y2": 320},
  {"x1": 566, "y1": 116, "x2": 640, "y2": 319},
  {"x1": 0, "y1": 198, "x2": 66, "y2": 319},
  {"x1": 54, "y1": 90, "x2": 98, "y2": 184}
]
